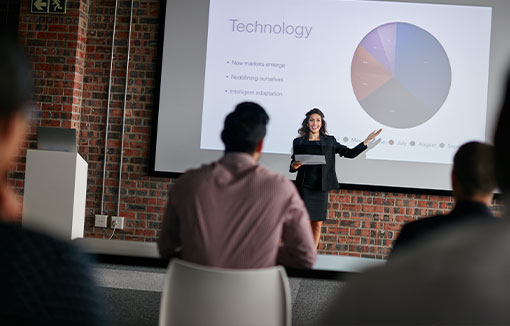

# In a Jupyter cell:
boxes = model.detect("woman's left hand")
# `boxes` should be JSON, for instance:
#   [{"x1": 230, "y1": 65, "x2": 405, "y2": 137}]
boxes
[{"x1": 363, "y1": 128, "x2": 382, "y2": 146}]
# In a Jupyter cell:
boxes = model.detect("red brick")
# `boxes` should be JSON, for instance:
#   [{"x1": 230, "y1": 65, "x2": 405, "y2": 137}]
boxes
[
  {"x1": 48, "y1": 25, "x2": 69, "y2": 32},
  {"x1": 37, "y1": 32, "x2": 59, "y2": 40}
]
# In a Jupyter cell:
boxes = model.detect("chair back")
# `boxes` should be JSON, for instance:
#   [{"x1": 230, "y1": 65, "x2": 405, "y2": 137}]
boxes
[{"x1": 159, "y1": 259, "x2": 291, "y2": 326}]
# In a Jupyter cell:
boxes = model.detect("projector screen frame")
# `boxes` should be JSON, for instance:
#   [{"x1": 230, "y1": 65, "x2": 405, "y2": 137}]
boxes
[
  {"x1": 149, "y1": 0, "x2": 508, "y2": 196},
  {"x1": 149, "y1": 0, "x2": 182, "y2": 179}
]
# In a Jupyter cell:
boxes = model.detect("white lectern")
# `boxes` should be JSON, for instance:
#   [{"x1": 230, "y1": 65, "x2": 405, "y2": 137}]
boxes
[{"x1": 22, "y1": 149, "x2": 88, "y2": 240}]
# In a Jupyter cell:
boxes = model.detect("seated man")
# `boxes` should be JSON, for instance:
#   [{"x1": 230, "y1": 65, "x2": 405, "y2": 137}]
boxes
[
  {"x1": 390, "y1": 141, "x2": 497, "y2": 258},
  {"x1": 320, "y1": 73, "x2": 510, "y2": 325},
  {"x1": 158, "y1": 102, "x2": 316, "y2": 268},
  {"x1": 0, "y1": 37, "x2": 107, "y2": 324}
]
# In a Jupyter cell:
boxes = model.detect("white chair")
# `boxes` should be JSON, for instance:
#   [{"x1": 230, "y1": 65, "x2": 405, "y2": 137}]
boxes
[{"x1": 159, "y1": 259, "x2": 291, "y2": 326}]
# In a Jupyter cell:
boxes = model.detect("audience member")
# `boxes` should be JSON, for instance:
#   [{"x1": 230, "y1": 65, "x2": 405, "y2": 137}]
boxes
[
  {"x1": 494, "y1": 73, "x2": 510, "y2": 208},
  {"x1": 0, "y1": 36, "x2": 107, "y2": 325},
  {"x1": 390, "y1": 141, "x2": 497, "y2": 258},
  {"x1": 320, "y1": 73, "x2": 510, "y2": 324},
  {"x1": 158, "y1": 102, "x2": 316, "y2": 268}
]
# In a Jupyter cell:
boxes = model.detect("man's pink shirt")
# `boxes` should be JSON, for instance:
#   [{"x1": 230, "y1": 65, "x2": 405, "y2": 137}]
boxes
[{"x1": 158, "y1": 153, "x2": 317, "y2": 269}]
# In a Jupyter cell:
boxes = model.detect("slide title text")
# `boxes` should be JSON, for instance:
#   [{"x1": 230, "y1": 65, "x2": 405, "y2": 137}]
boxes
[{"x1": 229, "y1": 19, "x2": 313, "y2": 39}]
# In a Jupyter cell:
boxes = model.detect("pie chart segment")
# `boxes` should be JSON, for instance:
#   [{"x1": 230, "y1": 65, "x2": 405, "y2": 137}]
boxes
[
  {"x1": 359, "y1": 77, "x2": 432, "y2": 128},
  {"x1": 351, "y1": 22, "x2": 451, "y2": 128},
  {"x1": 359, "y1": 27, "x2": 393, "y2": 75},
  {"x1": 351, "y1": 72, "x2": 393, "y2": 102},
  {"x1": 351, "y1": 46, "x2": 393, "y2": 101},
  {"x1": 351, "y1": 45, "x2": 392, "y2": 77},
  {"x1": 393, "y1": 23, "x2": 451, "y2": 113},
  {"x1": 376, "y1": 23, "x2": 397, "y2": 74}
]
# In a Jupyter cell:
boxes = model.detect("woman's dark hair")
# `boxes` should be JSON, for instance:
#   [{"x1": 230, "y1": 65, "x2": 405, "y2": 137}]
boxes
[
  {"x1": 298, "y1": 108, "x2": 327, "y2": 138},
  {"x1": 221, "y1": 102, "x2": 269, "y2": 153}
]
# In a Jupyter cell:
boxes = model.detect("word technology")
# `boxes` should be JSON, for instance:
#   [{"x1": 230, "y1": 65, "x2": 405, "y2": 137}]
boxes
[{"x1": 229, "y1": 19, "x2": 313, "y2": 39}]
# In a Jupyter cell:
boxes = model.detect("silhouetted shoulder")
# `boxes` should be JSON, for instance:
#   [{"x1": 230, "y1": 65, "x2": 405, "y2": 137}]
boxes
[{"x1": 0, "y1": 222, "x2": 107, "y2": 325}]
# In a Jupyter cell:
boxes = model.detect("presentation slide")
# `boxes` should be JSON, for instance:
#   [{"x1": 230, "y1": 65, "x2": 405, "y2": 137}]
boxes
[
  {"x1": 200, "y1": 0, "x2": 491, "y2": 165},
  {"x1": 152, "y1": 0, "x2": 510, "y2": 191}
]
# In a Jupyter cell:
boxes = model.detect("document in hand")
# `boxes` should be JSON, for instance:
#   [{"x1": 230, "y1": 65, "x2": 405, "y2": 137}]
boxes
[{"x1": 294, "y1": 154, "x2": 326, "y2": 165}]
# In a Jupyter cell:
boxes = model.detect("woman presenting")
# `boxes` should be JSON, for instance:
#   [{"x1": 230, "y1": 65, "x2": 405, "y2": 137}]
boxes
[{"x1": 290, "y1": 108, "x2": 381, "y2": 248}]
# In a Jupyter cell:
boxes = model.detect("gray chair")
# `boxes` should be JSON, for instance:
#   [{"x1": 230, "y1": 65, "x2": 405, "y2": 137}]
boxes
[{"x1": 159, "y1": 258, "x2": 291, "y2": 326}]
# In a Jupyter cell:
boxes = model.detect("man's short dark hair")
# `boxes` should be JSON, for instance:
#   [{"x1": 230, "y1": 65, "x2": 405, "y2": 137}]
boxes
[
  {"x1": 453, "y1": 141, "x2": 496, "y2": 197},
  {"x1": 221, "y1": 102, "x2": 269, "y2": 153},
  {"x1": 494, "y1": 71, "x2": 510, "y2": 193},
  {"x1": 0, "y1": 36, "x2": 33, "y2": 120}
]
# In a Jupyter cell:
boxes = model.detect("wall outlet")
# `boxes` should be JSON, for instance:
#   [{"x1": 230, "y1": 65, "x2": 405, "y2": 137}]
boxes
[
  {"x1": 94, "y1": 214, "x2": 108, "y2": 228},
  {"x1": 111, "y1": 216, "x2": 124, "y2": 230}
]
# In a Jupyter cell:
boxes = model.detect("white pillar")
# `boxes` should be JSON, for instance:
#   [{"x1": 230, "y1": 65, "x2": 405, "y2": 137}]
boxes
[{"x1": 22, "y1": 149, "x2": 88, "y2": 240}]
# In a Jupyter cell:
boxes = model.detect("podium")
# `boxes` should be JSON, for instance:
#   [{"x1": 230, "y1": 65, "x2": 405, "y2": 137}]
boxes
[{"x1": 22, "y1": 149, "x2": 88, "y2": 240}]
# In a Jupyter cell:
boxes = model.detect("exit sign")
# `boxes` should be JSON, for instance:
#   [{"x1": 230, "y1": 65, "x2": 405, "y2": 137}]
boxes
[{"x1": 31, "y1": 0, "x2": 66, "y2": 14}]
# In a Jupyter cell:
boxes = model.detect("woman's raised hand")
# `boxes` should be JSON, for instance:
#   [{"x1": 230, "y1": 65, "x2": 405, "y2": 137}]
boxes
[{"x1": 363, "y1": 128, "x2": 382, "y2": 146}]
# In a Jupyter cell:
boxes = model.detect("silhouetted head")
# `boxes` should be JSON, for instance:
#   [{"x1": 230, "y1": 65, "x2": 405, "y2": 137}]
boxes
[
  {"x1": 0, "y1": 36, "x2": 33, "y2": 122},
  {"x1": 452, "y1": 141, "x2": 496, "y2": 201},
  {"x1": 221, "y1": 102, "x2": 269, "y2": 154},
  {"x1": 298, "y1": 108, "x2": 328, "y2": 138},
  {"x1": 0, "y1": 36, "x2": 33, "y2": 174},
  {"x1": 494, "y1": 71, "x2": 510, "y2": 197}
]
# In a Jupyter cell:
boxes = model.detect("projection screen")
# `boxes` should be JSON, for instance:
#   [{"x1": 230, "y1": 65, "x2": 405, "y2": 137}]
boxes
[{"x1": 151, "y1": 0, "x2": 510, "y2": 191}]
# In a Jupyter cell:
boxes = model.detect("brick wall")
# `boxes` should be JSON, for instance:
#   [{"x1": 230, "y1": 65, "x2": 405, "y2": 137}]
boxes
[
  {"x1": 322, "y1": 190, "x2": 504, "y2": 258},
  {"x1": 11, "y1": 0, "x2": 505, "y2": 258}
]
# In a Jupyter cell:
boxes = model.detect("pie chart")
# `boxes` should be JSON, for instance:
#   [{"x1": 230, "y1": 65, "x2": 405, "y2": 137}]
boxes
[{"x1": 351, "y1": 22, "x2": 451, "y2": 128}]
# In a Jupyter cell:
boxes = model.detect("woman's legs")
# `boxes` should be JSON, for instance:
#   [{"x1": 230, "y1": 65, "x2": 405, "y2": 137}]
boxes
[{"x1": 311, "y1": 220, "x2": 323, "y2": 248}]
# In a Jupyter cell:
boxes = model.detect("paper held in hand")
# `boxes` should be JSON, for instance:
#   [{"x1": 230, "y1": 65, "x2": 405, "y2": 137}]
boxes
[{"x1": 294, "y1": 154, "x2": 326, "y2": 165}]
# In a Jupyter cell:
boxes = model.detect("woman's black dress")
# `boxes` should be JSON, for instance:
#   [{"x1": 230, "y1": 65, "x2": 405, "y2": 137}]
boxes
[
  {"x1": 297, "y1": 140, "x2": 328, "y2": 221},
  {"x1": 291, "y1": 136, "x2": 368, "y2": 222}
]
